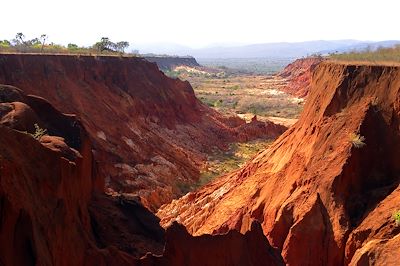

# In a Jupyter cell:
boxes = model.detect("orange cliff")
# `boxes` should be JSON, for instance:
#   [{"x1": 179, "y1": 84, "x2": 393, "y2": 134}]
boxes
[
  {"x1": 0, "y1": 84, "x2": 284, "y2": 265},
  {"x1": 158, "y1": 62, "x2": 400, "y2": 265},
  {"x1": 0, "y1": 54, "x2": 286, "y2": 210},
  {"x1": 278, "y1": 57, "x2": 324, "y2": 98}
]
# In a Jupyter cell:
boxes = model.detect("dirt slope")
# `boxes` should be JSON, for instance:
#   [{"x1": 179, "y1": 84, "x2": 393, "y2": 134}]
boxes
[
  {"x1": 279, "y1": 57, "x2": 324, "y2": 98},
  {"x1": 0, "y1": 54, "x2": 285, "y2": 210},
  {"x1": 158, "y1": 62, "x2": 400, "y2": 265}
]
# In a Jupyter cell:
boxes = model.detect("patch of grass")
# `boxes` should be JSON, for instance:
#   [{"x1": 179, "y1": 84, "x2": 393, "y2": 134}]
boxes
[
  {"x1": 177, "y1": 181, "x2": 193, "y2": 194},
  {"x1": 236, "y1": 96, "x2": 302, "y2": 118},
  {"x1": 227, "y1": 85, "x2": 241, "y2": 90},
  {"x1": 18, "y1": 123, "x2": 48, "y2": 140},
  {"x1": 30, "y1": 123, "x2": 47, "y2": 140},
  {"x1": 349, "y1": 133, "x2": 366, "y2": 148},
  {"x1": 195, "y1": 139, "x2": 272, "y2": 188},
  {"x1": 20, "y1": 123, "x2": 47, "y2": 140}
]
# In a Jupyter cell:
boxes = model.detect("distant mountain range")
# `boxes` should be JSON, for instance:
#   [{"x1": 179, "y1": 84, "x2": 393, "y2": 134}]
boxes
[{"x1": 133, "y1": 40, "x2": 400, "y2": 59}]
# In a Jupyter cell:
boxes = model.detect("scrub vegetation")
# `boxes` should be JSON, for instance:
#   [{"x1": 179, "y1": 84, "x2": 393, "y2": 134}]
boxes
[
  {"x1": 329, "y1": 45, "x2": 400, "y2": 64},
  {"x1": 0, "y1": 33, "x2": 132, "y2": 55}
]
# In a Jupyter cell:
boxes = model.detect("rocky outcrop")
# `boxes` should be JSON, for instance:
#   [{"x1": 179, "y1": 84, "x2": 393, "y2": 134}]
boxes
[
  {"x1": 278, "y1": 57, "x2": 324, "y2": 98},
  {"x1": 143, "y1": 56, "x2": 200, "y2": 71},
  {"x1": 158, "y1": 62, "x2": 400, "y2": 265},
  {"x1": 0, "y1": 54, "x2": 286, "y2": 210}
]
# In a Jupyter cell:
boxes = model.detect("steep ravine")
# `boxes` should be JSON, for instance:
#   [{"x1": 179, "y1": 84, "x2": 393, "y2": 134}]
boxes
[
  {"x1": 0, "y1": 54, "x2": 285, "y2": 210},
  {"x1": 3, "y1": 54, "x2": 399, "y2": 265},
  {"x1": 158, "y1": 62, "x2": 400, "y2": 265},
  {"x1": 0, "y1": 84, "x2": 284, "y2": 265}
]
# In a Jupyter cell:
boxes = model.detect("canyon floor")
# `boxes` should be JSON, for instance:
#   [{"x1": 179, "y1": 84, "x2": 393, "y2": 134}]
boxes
[
  {"x1": 173, "y1": 69, "x2": 303, "y2": 123},
  {"x1": 163, "y1": 67, "x2": 303, "y2": 185}
]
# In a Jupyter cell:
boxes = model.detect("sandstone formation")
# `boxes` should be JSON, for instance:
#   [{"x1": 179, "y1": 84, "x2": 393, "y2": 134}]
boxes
[
  {"x1": 0, "y1": 54, "x2": 286, "y2": 210},
  {"x1": 279, "y1": 57, "x2": 324, "y2": 98},
  {"x1": 158, "y1": 62, "x2": 400, "y2": 265}
]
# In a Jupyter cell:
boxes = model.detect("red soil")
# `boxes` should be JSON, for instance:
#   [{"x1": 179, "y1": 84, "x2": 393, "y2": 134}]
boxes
[
  {"x1": 0, "y1": 54, "x2": 286, "y2": 210},
  {"x1": 279, "y1": 57, "x2": 324, "y2": 98},
  {"x1": 158, "y1": 62, "x2": 400, "y2": 265},
  {"x1": 0, "y1": 84, "x2": 284, "y2": 265}
]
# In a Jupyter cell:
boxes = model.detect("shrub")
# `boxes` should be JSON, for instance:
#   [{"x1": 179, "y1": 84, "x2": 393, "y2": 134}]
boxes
[
  {"x1": 67, "y1": 43, "x2": 79, "y2": 50},
  {"x1": 31, "y1": 123, "x2": 47, "y2": 140},
  {"x1": 393, "y1": 210, "x2": 400, "y2": 226},
  {"x1": 0, "y1": 40, "x2": 10, "y2": 48},
  {"x1": 349, "y1": 133, "x2": 366, "y2": 148}
]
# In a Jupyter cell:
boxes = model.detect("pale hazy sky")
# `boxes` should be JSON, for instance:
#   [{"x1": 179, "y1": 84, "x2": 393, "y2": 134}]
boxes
[{"x1": 2, "y1": 0, "x2": 399, "y2": 48}]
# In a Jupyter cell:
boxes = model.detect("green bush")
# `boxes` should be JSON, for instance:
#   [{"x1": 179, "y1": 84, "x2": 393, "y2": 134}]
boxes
[{"x1": 393, "y1": 210, "x2": 400, "y2": 226}]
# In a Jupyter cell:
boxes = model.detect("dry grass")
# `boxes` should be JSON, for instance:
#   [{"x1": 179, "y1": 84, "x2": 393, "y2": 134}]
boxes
[
  {"x1": 349, "y1": 133, "x2": 366, "y2": 148},
  {"x1": 329, "y1": 45, "x2": 400, "y2": 65},
  {"x1": 183, "y1": 74, "x2": 304, "y2": 120},
  {"x1": 0, "y1": 46, "x2": 137, "y2": 57},
  {"x1": 196, "y1": 139, "x2": 272, "y2": 187}
]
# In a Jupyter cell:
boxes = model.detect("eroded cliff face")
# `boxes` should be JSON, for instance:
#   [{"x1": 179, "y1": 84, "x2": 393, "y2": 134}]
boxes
[
  {"x1": 279, "y1": 57, "x2": 323, "y2": 98},
  {"x1": 0, "y1": 85, "x2": 143, "y2": 265},
  {"x1": 0, "y1": 54, "x2": 285, "y2": 210},
  {"x1": 0, "y1": 84, "x2": 284, "y2": 265},
  {"x1": 158, "y1": 62, "x2": 400, "y2": 265}
]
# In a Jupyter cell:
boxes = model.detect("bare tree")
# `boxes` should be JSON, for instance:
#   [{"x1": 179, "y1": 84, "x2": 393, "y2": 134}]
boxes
[
  {"x1": 40, "y1": 34, "x2": 48, "y2": 53},
  {"x1": 13, "y1": 32, "x2": 25, "y2": 46}
]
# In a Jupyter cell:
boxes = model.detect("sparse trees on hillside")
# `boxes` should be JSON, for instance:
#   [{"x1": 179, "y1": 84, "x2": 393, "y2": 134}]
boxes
[
  {"x1": 0, "y1": 33, "x2": 133, "y2": 56},
  {"x1": 11, "y1": 33, "x2": 43, "y2": 49},
  {"x1": 13, "y1": 32, "x2": 25, "y2": 46}
]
